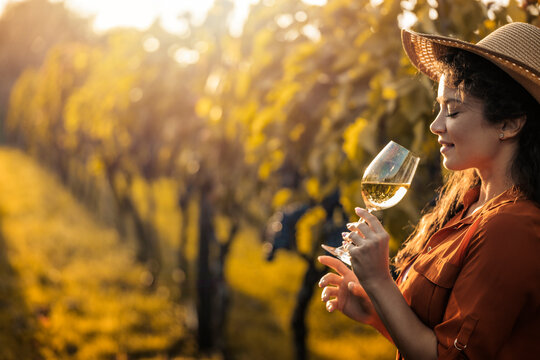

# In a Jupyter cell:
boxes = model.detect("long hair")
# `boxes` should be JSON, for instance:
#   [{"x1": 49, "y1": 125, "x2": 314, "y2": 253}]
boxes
[{"x1": 394, "y1": 48, "x2": 540, "y2": 272}]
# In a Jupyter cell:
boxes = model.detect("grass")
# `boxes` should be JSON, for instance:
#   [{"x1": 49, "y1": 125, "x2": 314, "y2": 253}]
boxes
[
  {"x1": 0, "y1": 147, "x2": 187, "y2": 359},
  {"x1": 0, "y1": 146, "x2": 396, "y2": 359}
]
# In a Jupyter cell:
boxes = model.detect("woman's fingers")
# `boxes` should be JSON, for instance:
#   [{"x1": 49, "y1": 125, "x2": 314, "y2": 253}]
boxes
[
  {"x1": 347, "y1": 281, "x2": 362, "y2": 295},
  {"x1": 321, "y1": 285, "x2": 339, "y2": 302},
  {"x1": 346, "y1": 222, "x2": 370, "y2": 237},
  {"x1": 348, "y1": 281, "x2": 370, "y2": 298},
  {"x1": 347, "y1": 231, "x2": 366, "y2": 247},
  {"x1": 319, "y1": 272, "x2": 342, "y2": 287},
  {"x1": 355, "y1": 207, "x2": 385, "y2": 233},
  {"x1": 318, "y1": 255, "x2": 350, "y2": 275},
  {"x1": 326, "y1": 298, "x2": 338, "y2": 312}
]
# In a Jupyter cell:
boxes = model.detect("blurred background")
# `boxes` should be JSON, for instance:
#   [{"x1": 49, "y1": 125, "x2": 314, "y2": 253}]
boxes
[{"x1": 0, "y1": 0, "x2": 537, "y2": 359}]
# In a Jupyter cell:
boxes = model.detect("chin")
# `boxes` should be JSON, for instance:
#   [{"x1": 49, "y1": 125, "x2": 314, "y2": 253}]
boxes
[{"x1": 442, "y1": 159, "x2": 467, "y2": 171}]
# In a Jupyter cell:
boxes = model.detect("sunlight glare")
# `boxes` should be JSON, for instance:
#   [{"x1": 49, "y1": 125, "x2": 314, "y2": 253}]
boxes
[
  {"x1": 143, "y1": 36, "x2": 160, "y2": 52},
  {"x1": 301, "y1": 0, "x2": 328, "y2": 5},
  {"x1": 398, "y1": 10, "x2": 418, "y2": 29},
  {"x1": 0, "y1": 0, "x2": 331, "y2": 37},
  {"x1": 174, "y1": 47, "x2": 200, "y2": 66},
  {"x1": 302, "y1": 24, "x2": 321, "y2": 42},
  {"x1": 64, "y1": 0, "x2": 216, "y2": 34}
]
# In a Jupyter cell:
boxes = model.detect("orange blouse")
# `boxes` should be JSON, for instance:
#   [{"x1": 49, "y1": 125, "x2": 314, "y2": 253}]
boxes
[{"x1": 397, "y1": 187, "x2": 540, "y2": 359}]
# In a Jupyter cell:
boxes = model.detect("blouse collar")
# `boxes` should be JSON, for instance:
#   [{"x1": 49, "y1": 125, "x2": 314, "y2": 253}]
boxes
[{"x1": 458, "y1": 185, "x2": 522, "y2": 224}]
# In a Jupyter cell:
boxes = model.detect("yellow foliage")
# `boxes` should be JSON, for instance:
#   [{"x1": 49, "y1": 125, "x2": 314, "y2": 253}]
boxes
[
  {"x1": 214, "y1": 214, "x2": 232, "y2": 244},
  {"x1": 195, "y1": 97, "x2": 213, "y2": 118},
  {"x1": 131, "y1": 175, "x2": 150, "y2": 219},
  {"x1": 86, "y1": 155, "x2": 105, "y2": 177},
  {"x1": 225, "y1": 228, "x2": 307, "y2": 359},
  {"x1": 267, "y1": 81, "x2": 301, "y2": 110},
  {"x1": 73, "y1": 49, "x2": 90, "y2": 71},
  {"x1": 505, "y1": 0, "x2": 527, "y2": 22},
  {"x1": 257, "y1": 148, "x2": 284, "y2": 180},
  {"x1": 252, "y1": 28, "x2": 275, "y2": 69},
  {"x1": 91, "y1": 115, "x2": 114, "y2": 139},
  {"x1": 235, "y1": 100, "x2": 258, "y2": 126},
  {"x1": 251, "y1": 107, "x2": 274, "y2": 134},
  {"x1": 382, "y1": 87, "x2": 397, "y2": 100},
  {"x1": 296, "y1": 206, "x2": 326, "y2": 256},
  {"x1": 342, "y1": 117, "x2": 368, "y2": 162},
  {"x1": 305, "y1": 177, "x2": 320, "y2": 200},
  {"x1": 235, "y1": 65, "x2": 252, "y2": 99},
  {"x1": 151, "y1": 178, "x2": 181, "y2": 260},
  {"x1": 6, "y1": 69, "x2": 39, "y2": 134},
  {"x1": 245, "y1": 132, "x2": 266, "y2": 162},
  {"x1": 113, "y1": 172, "x2": 128, "y2": 197},
  {"x1": 209, "y1": 105, "x2": 223, "y2": 123},
  {"x1": 483, "y1": 19, "x2": 497, "y2": 31},
  {"x1": 272, "y1": 188, "x2": 293, "y2": 209},
  {"x1": 289, "y1": 123, "x2": 305, "y2": 141},
  {"x1": 258, "y1": 160, "x2": 273, "y2": 180},
  {"x1": 340, "y1": 180, "x2": 364, "y2": 218},
  {"x1": 357, "y1": 52, "x2": 371, "y2": 65},
  {"x1": 353, "y1": 29, "x2": 371, "y2": 47}
]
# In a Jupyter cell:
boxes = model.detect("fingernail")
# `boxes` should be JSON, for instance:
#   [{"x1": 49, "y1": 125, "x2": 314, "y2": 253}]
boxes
[
  {"x1": 341, "y1": 232, "x2": 349, "y2": 238},
  {"x1": 346, "y1": 223, "x2": 354, "y2": 229},
  {"x1": 355, "y1": 207, "x2": 362, "y2": 212},
  {"x1": 326, "y1": 302, "x2": 333, "y2": 312}
]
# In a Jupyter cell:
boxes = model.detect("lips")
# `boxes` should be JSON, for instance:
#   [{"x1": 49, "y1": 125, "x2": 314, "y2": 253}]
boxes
[{"x1": 438, "y1": 140, "x2": 454, "y2": 154}]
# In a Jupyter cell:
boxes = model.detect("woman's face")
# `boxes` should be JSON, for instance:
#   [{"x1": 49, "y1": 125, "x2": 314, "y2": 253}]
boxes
[{"x1": 430, "y1": 75, "x2": 502, "y2": 172}]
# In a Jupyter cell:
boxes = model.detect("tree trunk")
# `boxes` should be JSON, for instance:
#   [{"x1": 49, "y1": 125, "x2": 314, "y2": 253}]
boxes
[
  {"x1": 196, "y1": 186, "x2": 239, "y2": 357},
  {"x1": 104, "y1": 171, "x2": 161, "y2": 282},
  {"x1": 197, "y1": 190, "x2": 217, "y2": 352},
  {"x1": 216, "y1": 221, "x2": 238, "y2": 358},
  {"x1": 177, "y1": 195, "x2": 191, "y2": 300},
  {"x1": 291, "y1": 260, "x2": 326, "y2": 360}
]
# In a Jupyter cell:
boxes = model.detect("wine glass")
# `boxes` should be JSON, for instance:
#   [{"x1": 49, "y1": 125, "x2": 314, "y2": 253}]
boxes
[{"x1": 321, "y1": 141, "x2": 420, "y2": 266}]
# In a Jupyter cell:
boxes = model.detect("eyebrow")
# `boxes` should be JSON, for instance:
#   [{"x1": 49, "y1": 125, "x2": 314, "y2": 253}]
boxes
[{"x1": 436, "y1": 96, "x2": 463, "y2": 105}]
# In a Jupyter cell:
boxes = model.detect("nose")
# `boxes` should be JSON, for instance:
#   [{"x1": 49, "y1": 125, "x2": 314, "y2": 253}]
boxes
[{"x1": 429, "y1": 111, "x2": 446, "y2": 135}]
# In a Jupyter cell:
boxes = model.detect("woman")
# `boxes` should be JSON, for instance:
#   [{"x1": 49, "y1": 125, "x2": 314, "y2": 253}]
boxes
[{"x1": 319, "y1": 22, "x2": 540, "y2": 360}]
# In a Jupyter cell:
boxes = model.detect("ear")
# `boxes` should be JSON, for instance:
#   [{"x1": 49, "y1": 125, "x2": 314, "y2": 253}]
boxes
[{"x1": 500, "y1": 116, "x2": 526, "y2": 139}]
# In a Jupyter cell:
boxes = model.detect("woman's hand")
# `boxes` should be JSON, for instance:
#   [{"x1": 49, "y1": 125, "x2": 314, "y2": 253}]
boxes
[
  {"x1": 323, "y1": 207, "x2": 436, "y2": 354},
  {"x1": 346, "y1": 207, "x2": 393, "y2": 289},
  {"x1": 318, "y1": 255, "x2": 377, "y2": 325}
]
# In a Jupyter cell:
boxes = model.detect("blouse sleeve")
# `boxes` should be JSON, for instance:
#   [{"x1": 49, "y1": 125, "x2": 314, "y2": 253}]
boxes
[{"x1": 433, "y1": 210, "x2": 540, "y2": 359}]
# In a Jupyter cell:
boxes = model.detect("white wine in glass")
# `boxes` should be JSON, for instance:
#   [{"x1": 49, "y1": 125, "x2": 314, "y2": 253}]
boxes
[{"x1": 321, "y1": 141, "x2": 419, "y2": 266}]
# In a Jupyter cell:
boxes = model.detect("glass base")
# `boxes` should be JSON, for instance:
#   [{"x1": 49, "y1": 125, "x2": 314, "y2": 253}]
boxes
[{"x1": 321, "y1": 244, "x2": 352, "y2": 266}]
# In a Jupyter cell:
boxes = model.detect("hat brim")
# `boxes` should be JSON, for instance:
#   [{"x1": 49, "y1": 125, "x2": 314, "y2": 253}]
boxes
[{"x1": 401, "y1": 28, "x2": 540, "y2": 104}]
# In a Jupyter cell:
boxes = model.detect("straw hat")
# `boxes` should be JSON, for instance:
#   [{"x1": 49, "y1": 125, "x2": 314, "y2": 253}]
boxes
[{"x1": 401, "y1": 22, "x2": 540, "y2": 104}]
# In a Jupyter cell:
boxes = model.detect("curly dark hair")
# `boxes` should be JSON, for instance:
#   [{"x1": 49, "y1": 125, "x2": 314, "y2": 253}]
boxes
[
  {"x1": 442, "y1": 48, "x2": 540, "y2": 203},
  {"x1": 394, "y1": 48, "x2": 540, "y2": 272}
]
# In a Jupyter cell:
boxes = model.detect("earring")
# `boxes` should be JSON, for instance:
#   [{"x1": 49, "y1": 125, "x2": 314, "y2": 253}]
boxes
[{"x1": 499, "y1": 133, "x2": 504, "y2": 140}]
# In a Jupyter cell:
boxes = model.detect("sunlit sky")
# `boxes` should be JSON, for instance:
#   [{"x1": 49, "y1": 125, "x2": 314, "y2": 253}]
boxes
[{"x1": 0, "y1": 0, "x2": 328, "y2": 36}]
